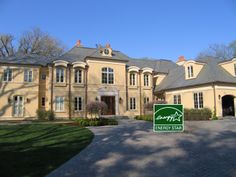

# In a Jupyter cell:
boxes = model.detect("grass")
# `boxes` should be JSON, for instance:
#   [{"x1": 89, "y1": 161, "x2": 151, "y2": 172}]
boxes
[
  {"x1": 0, "y1": 124, "x2": 94, "y2": 177},
  {"x1": 134, "y1": 115, "x2": 153, "y2": 122}
]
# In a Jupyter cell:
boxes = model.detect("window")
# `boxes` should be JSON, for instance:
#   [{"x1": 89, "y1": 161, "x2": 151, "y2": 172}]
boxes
[
  {"x1": 144, "y1": 74, "x2": 149, "y2": 86},
  {"x1": 144, "y1": 97, "x2": 149, "y2": 104},
  {"x1": 194, "y1": 92, "x2": 203, "y2": 109},
  {"x1": 24, "y1": 69, "x2": 33, "y2": 82},
  {"x1": 102, "y1": 67, "x2": 114, "y2": 84},
  {"x1": 74, "y1": 69, "x2": 82, "y2": 83},
  {"x1": 41, "y1": 97, "x2": 45, "y2": 107},
  {"x1": 56, "y1": 68, "x2": 64, "y2": 83},
  {"x1": 130, "y1": 73, "x2": 136, "y2": 86},
  {"x1": 55, "y1": 96, "x2": 64, "y2": 111},
  {"x1": 234, "y1": 64, "x2": 236, "y2": 76},
  {"x1": 130, "y1": 97, "x2": 136, "y2": 110},
  {"x1": 187, "y1": 65, "x2": 194, "y2": 78},
  {"x1": 173, "y1": 95, "x2": 181, "y2": 104},
  {"x1": 41, "y1": 73, "x2": 46, "y2": 80},
  {"x1": 74, "y1": 97, "x2": 82, "y2": 111},
  {"x1": 3, "y1": 69, "x2": 12, "y2": 82}
]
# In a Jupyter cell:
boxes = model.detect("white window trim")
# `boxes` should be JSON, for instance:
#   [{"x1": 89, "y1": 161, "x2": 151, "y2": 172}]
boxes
[
  {"x1": 130, "y1": 97, "x2": 136, "y2": 110},
  {"x1": 56, "y1": 68, "x2": 65, "y2": 83},
  {"x1": 194, "y1": 92, "x2": 203, "y2": 109},
  {"x1": 187, "y1": 65, "x2": 194, "y2": 78},
  {"x1": 74, "y1": 96, "x2": 83, "y2": 112},
  {"x1": 3, "y1": 68, "x2": 13, "y2": 82},
  {"x1": 101, "y1": 67, "x2": 114, "y2": 84},
  {"x1": 130, "y1": 73, "x2": 136, "y2": 86},
  {"x1": 74, "y1": 69, "x2": 83, "y2": 84},
  {"x1": 24, "y1": 69, "x2": 33, "y2": 82},
  {"x1": 144, "y1": 74, "x2": 149, "y2": 86},
  {"x1": 55, "y1": 96, "x2": 65, "y2": 112},
  {"x1": 173, "y1": 95, "x2": 181, "y2": 104}
]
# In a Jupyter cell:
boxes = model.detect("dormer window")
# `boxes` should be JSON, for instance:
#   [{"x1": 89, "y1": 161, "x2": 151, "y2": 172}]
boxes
[
  {"x1": 74, "y1": 69, "x2": 82, "y2": 84},
  {"x1": 234, "y1": 64, "x2": 236, "y2": 76},
  {"x1": 56, "y1": 68, "x2": 65, "y2": 83},
  {"x1": 130, "y1": 73, "x2": 136, "y2": 86},
  {"x1": 187, "y1": 65, "x2": 194, "y2": 78},
  {"x1": 104, "y1": 48, "x2": 110, "y2": 55},
  {"x1": 144, "y1": 74, "x2": 149, "y2": 86}
]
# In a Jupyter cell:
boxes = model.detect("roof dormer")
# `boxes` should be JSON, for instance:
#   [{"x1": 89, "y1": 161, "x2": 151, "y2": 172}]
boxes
[
  {"x1": 219, "y1": 58, "x2": 236, "y2": 77},
  {"x1": 183, "y1": 60, "x2": 204, "y2": 80},
  {"x1": 101, "y1": 43, "x2": 113, "y2": 57}
]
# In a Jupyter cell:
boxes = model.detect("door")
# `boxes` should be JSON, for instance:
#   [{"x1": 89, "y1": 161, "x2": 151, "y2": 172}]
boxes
[
  {"x1": 13, "y1": 96, "x2": 24, "y2": 117},
  {"x1": 101, "y1": 96, "x2": 115, "y2": 115},
  {"x1": 222, "y1": 95, "x2": 235, "y2": 116}
]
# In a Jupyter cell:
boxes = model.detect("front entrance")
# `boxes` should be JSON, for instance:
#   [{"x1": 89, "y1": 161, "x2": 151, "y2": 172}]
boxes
[
  {"x1": 222, "y1": 95, "x2": 235, "y2": 116},
  {"x1": 101, "y1": 96, "x2": 115, "y2": 115},
  {"x1": 13, "y1": 96, "x2": 24, "y2": 117}
]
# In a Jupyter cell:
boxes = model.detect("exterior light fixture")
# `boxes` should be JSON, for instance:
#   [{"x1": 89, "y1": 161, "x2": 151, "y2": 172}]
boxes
[{"x1": 218, "y1": 95, "x2": 221, "y2": 100}]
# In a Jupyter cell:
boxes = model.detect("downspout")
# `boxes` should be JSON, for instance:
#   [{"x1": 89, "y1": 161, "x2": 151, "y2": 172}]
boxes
[
  {"x1": 126, "y1": 69, "x2": 128, "y2": 111},
  {"x1": 152, "y1": 72, "x2": 154, "y2": 101},
  {"x1": 50, "y1": 65, "x2": 54, "y2": 111},
  {"x1": 139, "y1": 70, "x2": 142, "y2": 116},
  {"x1": 68, "y1": 65, "x2": 72, "y2": 119},
  {"x1": 213, "y1": 83, "x2": 216, "y2": 117},
  {"x1": 84, "y1": 66, "x2": 88, "y2": 118}
]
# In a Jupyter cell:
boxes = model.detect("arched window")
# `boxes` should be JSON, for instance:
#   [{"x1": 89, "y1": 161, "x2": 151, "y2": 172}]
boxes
[{"x1": 102, "y1": 67, "x2": 114, "y2": 84}]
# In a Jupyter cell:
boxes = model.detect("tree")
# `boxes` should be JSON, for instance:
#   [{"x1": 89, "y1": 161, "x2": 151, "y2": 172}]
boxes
[
  {"x1": 197, "y1": 43, "x2": 234, "y2": 60},
  {"x1": 0, "y1": 34, "x2": 14, "y2": 57},
  {"x1": 18, "y1": 27, "x2": 65, "y2": 57}
]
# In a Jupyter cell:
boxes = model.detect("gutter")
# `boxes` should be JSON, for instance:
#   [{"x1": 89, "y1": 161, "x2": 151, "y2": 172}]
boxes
[
  {"x1": 50, "y1": 65, "x2": 54, "y2": 111},
  {"x1": 139, "y1": 70, "x2": 142, "y2": 116},
  {"x1": 212, "y1": 83, "x2": 216, "y2": 116}
]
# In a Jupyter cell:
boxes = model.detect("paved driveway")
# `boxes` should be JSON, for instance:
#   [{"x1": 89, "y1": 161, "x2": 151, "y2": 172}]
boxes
[{"x1": 47, "y1": 119, "x2": 236, "y2": 177}]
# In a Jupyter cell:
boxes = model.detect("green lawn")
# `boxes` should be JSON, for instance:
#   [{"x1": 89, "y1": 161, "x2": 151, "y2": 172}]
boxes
[{"x1": 0, "y1": 124, "x2": 94, "y2": 177}]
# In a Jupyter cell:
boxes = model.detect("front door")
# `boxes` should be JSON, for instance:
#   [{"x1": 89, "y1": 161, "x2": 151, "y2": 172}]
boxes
[
  {"x1": 101, "y1": 96, "x2": 115, "y2": 115},
  {"x1": 13, "y1": 96, "x2": 24, "y2": 117}
]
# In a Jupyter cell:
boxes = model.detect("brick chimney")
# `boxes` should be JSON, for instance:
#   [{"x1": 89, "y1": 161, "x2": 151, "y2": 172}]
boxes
[
  {"x1": 105, "y1": 43, "x2": 111, "y2": 48},
  {"x1": 176, "y1": 56, "x2": 186, "y2": 65},
  {"x1": 76, "y1": 40, "x2": 82, "y2": 47}
]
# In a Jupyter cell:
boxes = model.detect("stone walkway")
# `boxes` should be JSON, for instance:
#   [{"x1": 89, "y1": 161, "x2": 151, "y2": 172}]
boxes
[{"x1": 47, "y1": 118, "x2": 236, "y2": 177}]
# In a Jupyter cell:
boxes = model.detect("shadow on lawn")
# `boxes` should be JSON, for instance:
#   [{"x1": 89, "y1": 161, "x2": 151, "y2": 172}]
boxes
[
  {"x1": 0, "y1": 124, "x2": 94, "y2": 177},
  {"x1": 47, "y1": 120, "x2": 236, "y2": 177}
]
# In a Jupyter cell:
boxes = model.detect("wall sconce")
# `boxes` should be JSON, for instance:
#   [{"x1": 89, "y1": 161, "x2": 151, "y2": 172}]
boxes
[
  {"x1": 119, "y1": 97, "x2": 123, "y2": 103},
  {"x1": 95, "y1": 97, "x2": 99, "y2": 101},
  {"x1": 26, "y1": 98, "x2": 30, "y2": 103},
  {"x1": 218, "y1": 95, "x2": 221, "y2": 100},
  {"x1": 8, "y1": 98, "x2": 11, "y2": 104}
]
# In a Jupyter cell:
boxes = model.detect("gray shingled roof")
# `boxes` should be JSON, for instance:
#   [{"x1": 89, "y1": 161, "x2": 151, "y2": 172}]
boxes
[
  {"x1": 128, "y1": 58, "x2": 177, "y2": 73},
  {"x1": 156, "y1": 57, "x2": 236, "y2": 92},
  {"x1": 57, "y1": 46, "x2": 130, "y2": 62},
  {"x1": 0, "y1": 54, "x2": 53, "y2": 66}
]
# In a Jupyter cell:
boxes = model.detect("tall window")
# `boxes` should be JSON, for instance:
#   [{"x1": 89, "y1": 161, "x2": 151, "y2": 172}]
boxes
[
  {"x1": 24, "y1": 69, "x2": 33, "y2": 82},
  {"x1": 234, "y1": 64, "x2": 236, "y2": 76},
  {"x1": 187, "y1": 65, "x2": 194, "y2": 78},
  {"x1": 3, "y1": 69, "x2": 12, "y2": 82},
  {"x1": 144, "y1": 74, "x2": 149, "y2": 86},
  {"x1": 144, "y1": 97, "x2": 149, "y2": 104},
  {"x1": 55, "y1": 96, "x2": 64, "y2": 111},
  {"x1": 74, "y1": 69, "x2": 82, "y2": 83},
  {"x1": 130, "y1": 73, "x2": 136, "y2": 86},
  {"x1": 194, "y1": 92, "x2": 203, "y2": 109},
  {"x1": 56, "y1": 68, "x2": 64, "y2": 83},
  {"x1": 173, "y1": 95, "x2": 181, "y2": 104},
  {"x1": 74, "y1": 97, "x2": 82, "y2": 111},
  {"x1": 102, "y1": 67, "x2": 114, "y2": 84},
  {"x1": 130, "y1": 97, "x2": 136, "y2": 110},
  {"x1": 41, "y1": 97, "x2": 45, "y2": 107}
]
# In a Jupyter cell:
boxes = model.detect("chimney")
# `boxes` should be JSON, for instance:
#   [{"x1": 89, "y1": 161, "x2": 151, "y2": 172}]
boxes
[
  {"x1": 105, "y1": 43, "x2": 111, "y2": 48},
  {"x1": 176, "y1": 56, "x2": 186, "y2": 65},
  {"x1": 76, "y1": 40, "x2": 82, "y2": 47}
]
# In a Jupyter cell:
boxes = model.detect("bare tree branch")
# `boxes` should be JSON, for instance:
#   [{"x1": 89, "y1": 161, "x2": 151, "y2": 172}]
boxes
[{"x1": 0, "y1": 34, "x2": 14, "y2": 57}]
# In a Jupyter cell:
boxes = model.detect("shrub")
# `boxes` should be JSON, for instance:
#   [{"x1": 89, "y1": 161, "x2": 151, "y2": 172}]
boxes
[
  {"x1": 75, "y1": 118, "x2": 118, "y2": 126},
  {"x1": 184, "y1": 108, "x2": 212, "y2": 120},
  {"x1": 87, "y1": 101, "x2": 108, "y2": 118},
  {"x1": 36, "y1": 109, "x2": 48, "y2": 120},
  {"x1": 144, "y1": 100, "x2": 167, "y2": 111},
  {"x1": 134, "y1": 115, "x2": 153, "y2": 122},
  {"x1": 36, "y1": 109, "x2": 56, "y2": 121}
]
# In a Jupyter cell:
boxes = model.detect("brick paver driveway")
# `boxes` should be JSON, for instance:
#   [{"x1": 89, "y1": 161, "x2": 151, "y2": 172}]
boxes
[{"x1": 47, "y1": 118, "x2": 236, "y2": 177}]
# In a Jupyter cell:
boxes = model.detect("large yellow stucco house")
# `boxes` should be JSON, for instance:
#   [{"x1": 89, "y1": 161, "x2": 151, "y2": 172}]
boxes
[{"x1": 0, "y1": 42, "x2": 236, "y2": 120}]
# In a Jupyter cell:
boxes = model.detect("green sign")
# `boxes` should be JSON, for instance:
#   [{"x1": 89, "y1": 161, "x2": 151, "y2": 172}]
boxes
[{"x1": 153, "y1": 104, "x2": 184, "y2": 132}]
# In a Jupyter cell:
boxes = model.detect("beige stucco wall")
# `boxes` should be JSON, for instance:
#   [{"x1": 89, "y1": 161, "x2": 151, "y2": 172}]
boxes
[{"x1": 219, "y1": 59, "x2": 236, "y2": 77}]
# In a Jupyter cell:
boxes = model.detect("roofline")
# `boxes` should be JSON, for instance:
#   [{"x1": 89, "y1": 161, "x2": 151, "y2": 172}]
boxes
[
  {"x1": 0, "y1": 62, "x2": 43, "y2": 67},
  {"x1": 85, "y1": 56, "x2": 129, "y2": 62}
]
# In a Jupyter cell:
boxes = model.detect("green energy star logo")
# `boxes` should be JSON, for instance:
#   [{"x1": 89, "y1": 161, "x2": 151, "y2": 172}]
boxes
[{"x1": 153, "y1": 104, "x2": 184, "y2": 132}]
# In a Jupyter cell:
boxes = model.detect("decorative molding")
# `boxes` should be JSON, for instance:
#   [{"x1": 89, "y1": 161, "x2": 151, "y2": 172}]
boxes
[{"x1": 53, "y1": 60, "x2": 69, "y2": 67}]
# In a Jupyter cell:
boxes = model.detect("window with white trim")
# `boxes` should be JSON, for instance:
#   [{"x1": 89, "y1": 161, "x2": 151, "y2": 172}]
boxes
[
  {"x1": 130, "y1": 73, "x2": 136, "y2": 86},
  {"x1": 194, "y1": 92, "x2": 203, "y2": 109},
  {"x1": 74, "y1": 97, "x2": 82, "y2": 111},
  {"x1": 24, "y1": 69, "x2": 33, "y2": 82},
  {"x1": 187, "y1": 65, "x2": 194, "y2": 78},
  {"x1": 56, "y1": 68, "x2": 65, "y2": 83},
  {"x1": 3, "y1": 68, "x2": 12, "y2": 82},
  {"x1": 173, "y1": 95, "x2": 181, "y2": 104},
  {"x1": 130, "y1": 97, "x2": 136, "y2": 110},
  {"x1": 55, "y1": 96, "x2": 64, "y2": 111},
  {"x1": 102, "y1": 67, "x2": 114, "y2": 84},
  {"x1": 74, "y1": 69, "x2": 82, "y2": 83},
  {"x1": 144, "y1": 74, "x2": 149, "y2": 86},
  {"x1": 144, "y1": 97, "x2": 149, "y2": 104}
]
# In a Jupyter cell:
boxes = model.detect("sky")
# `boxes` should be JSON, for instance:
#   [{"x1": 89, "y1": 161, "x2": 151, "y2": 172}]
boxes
[{"x1": 0, "y1": 0, "x2": 236, "y2": 61}]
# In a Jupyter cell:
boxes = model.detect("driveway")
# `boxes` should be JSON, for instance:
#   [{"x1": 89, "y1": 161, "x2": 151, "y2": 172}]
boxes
[{"x1": 47, "y1": 118, "x2": 236, "y2": 177}]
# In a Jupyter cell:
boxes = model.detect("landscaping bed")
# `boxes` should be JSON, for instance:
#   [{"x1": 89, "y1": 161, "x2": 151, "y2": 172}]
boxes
[
  {"x1": 75, "y1": 118, "x2": 118, "y2": 126},
  {"x1": 0, "y1": 124, "x2": 94, "y2": 177}
]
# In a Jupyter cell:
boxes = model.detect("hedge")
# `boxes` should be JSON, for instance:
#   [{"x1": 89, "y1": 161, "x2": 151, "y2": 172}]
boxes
[
  {"x1": 75, "y1": 118, "x2": 118, "y2": 126},
  {"x1": 134, "y1": 115, "x2": 153, "y2": 122},
  {"x1": 184, "y1": 108, "x2": 212, "y2": 120}
]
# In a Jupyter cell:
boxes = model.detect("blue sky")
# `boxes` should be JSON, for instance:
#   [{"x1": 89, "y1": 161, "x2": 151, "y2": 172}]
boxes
[{"x1": 1, "y1": 0, "x2": 236, "y2": 61}]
